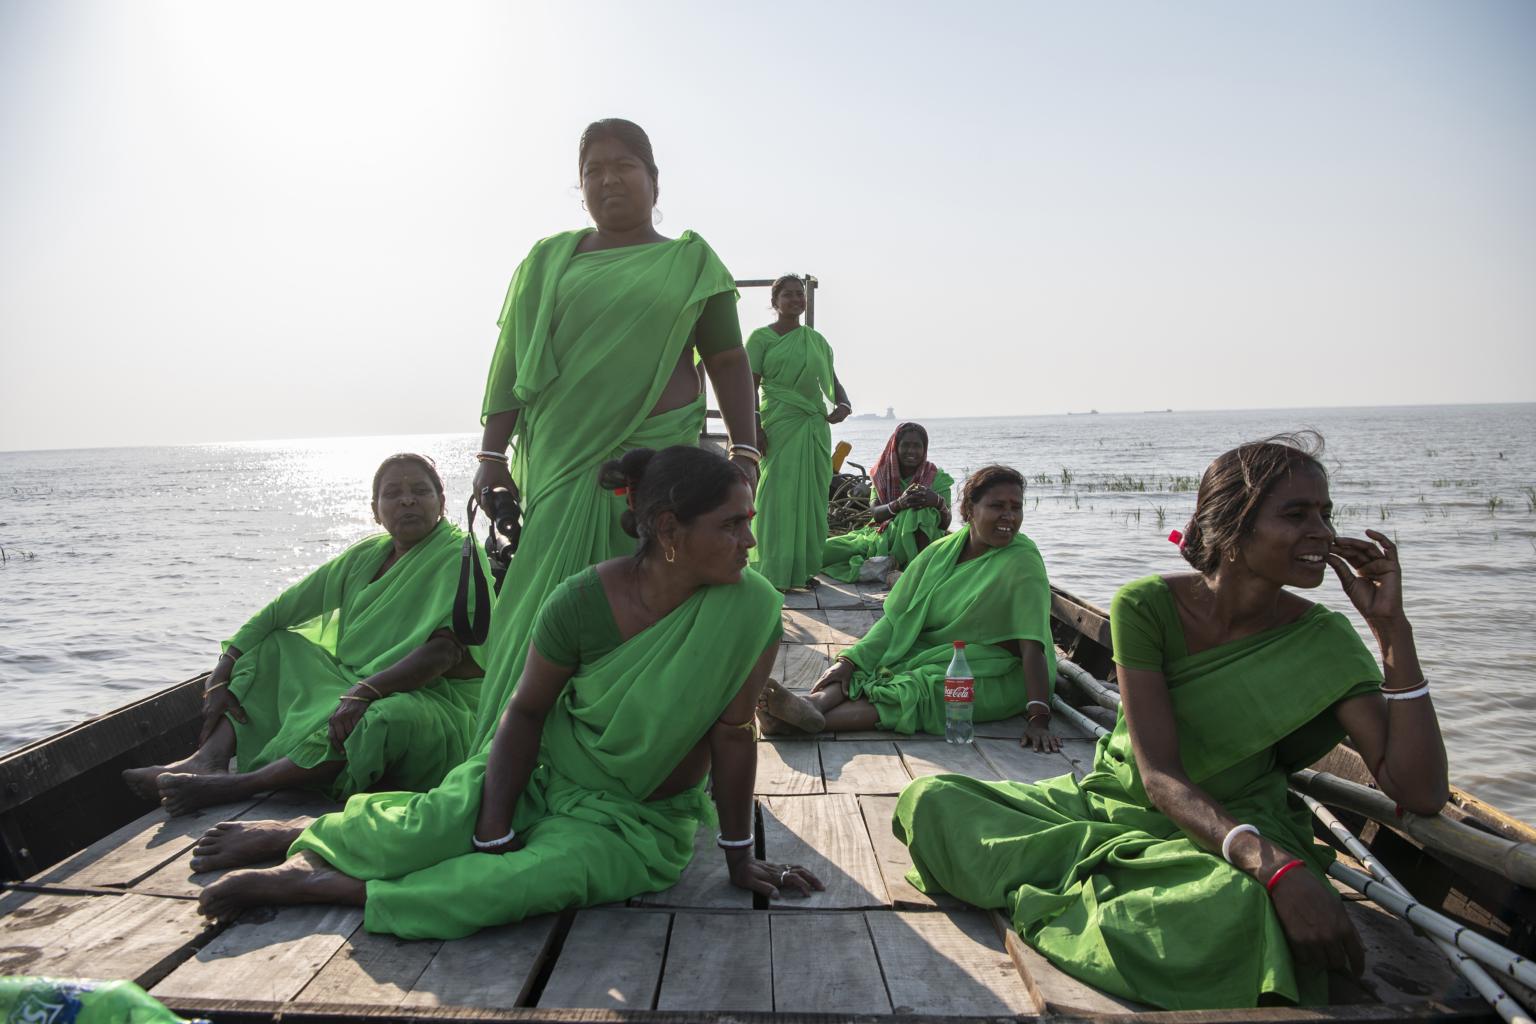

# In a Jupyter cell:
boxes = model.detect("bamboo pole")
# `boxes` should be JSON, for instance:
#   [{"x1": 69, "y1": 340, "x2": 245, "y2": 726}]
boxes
[
  {"x1": 1291, "y1": 769, "x2": 1536, "y2": 889},
  {"x1": 1055, "y1": 656, "x2": 1121, "y2": 712},
  {"x1": 1050, "y1": 694, "x2": 1108, "y2": 739},
  {"x1": 1330, "y1": 861, "x2": 1536, "y2": 991},
  {"x1": 1301, "y1": 792, "x2": 1533, "y2": 1024}
]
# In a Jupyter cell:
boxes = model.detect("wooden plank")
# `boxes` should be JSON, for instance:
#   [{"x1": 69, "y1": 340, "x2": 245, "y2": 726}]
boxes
[
  {"x1": 868, "y1": 909, "x2": 1033, "y2": 1015},
  {"x1": 998, "y1": 912, "x2": 1145, "y2": 1015},
  {"x1": 779, "y1": 643, "x2": 833, "y2": 692},
  {"x1": 152, "y1": 904, "x2": 364, "y2": 1003},
  {"x1": 858, "y1": 795, "x2": 960, "y2": 911},
  {"x1": 0, "y1": 889, "x2": 208, "y2": 985},
  {"x1": 294, "y1": 930, "x2": 441, "y2": 1006},
  {"x1": 974, "y1": 714, "x2": 1029, "y2": 739},
  {"x1": 1345, "y1": 897, "x2": 1474, "y2": 1002},
  {"x1": 856, "y1": 582, "x2": 889, "y2": 609},
  {"x1": 1050, "y1": 587, "x2": 1113, "y2": 649},
  {"x1": 823, "y1": 609, "x2": 875, "y2": 645},
  {"x1": 898, "y1": 740, "x2": 1001, "y2": 782},
  {"x1": 1060, "y1": 738, "x2": 1100, "y2": 778},
  {"x1": 402, "y1": 915, "x2": 559, "y2": 1008},
  {"x1": 538, "y1": 908, "x2": 668, "y2": 1010},
  {"x1": 781, "y1": 608, "x2": 832, "y2": 645},
  {"x1": 633, "y1": 823, "x2": 751, "y2": 909},
  {"x1": 812, "y1": 575, "x2": 864, "y2": 609},
  {"x1": 975, "y1": 739, "x2": 1076, "y2": 784},
  {"x1": 781, "y1": 589, "x2": 819, "y2": 609},
  {"x1": 761, "y1": 794, "x2": 888, "y2": 909},
  {"x1": 770, "y1": 912, "x2": 891, "y2": 1014},
  {"x1": 819, "y1": 740, "x2": 910, "y2": 795},
  {"x1": 754, "y1": 740, "x2": 823, "y2": 796},
  {"x1": 655, "y1": 911, "x2": 772, "y2": 1012},
  {"x1": 33, "y1": 798, "x2": 265, "y2": 889},
  {"x1": 135, "y1": 792, "x2": 338, "y2": 898}
]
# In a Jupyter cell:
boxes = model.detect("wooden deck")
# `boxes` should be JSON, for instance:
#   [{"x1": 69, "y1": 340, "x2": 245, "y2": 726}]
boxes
[{"x1": 0, "y1": 575, "x2": 1479, "y2": 1021}]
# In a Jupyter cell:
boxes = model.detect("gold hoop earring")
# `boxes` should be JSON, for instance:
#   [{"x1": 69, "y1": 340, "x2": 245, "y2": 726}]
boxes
[{"x1": 665, "y1": 547, "x2": 676, "y2": 564}]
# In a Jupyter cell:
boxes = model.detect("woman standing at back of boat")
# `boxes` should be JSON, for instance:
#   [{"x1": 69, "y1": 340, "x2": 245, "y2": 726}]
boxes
[
  {"x1": 894, "y1": 433, "x2": 1450, "y2": 1010},
  {"x1": 467, "y1": 118, "x2": 761, "y2": 743},
  {"x1": 746, "y1": 275, "x2": 851, "y2": 590}
]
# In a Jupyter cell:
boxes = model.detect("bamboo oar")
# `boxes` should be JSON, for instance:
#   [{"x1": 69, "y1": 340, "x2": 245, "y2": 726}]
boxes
[
  {"x1": 1291, "y1": 769, "x2": 1536, "y2": 890},
  {"x1": 1054, "y1": 655, "x2": 1121, "y2": 712},
  {"x1": 1301, "y1": 792, "x2": 1533, "y2": 1024},
  {"x1": 1330, "y1": 861, "x2": 1536, "y2": 991}
]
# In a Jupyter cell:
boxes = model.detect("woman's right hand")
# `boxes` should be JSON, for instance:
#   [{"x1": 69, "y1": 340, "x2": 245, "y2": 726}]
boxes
[
  {"x1": 473, "y1": 460, "x2": 517, "y2": 511},
  {"x1": 811, "y1": 658, "x2": 855, "y2": 694},
  {"x1": 198, "y1": 685, "x2": 247, "y2": 745},
  {"x1": 1268, "y1": 864, "x2": 1365, "y2": 976}
]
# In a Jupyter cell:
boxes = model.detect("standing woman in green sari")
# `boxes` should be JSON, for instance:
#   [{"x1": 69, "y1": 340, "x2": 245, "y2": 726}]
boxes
[
  {"x1": 194, "y1": 448, "x2": 822, "y2": 937},
  {"x1": 894, "y1": 434, "x2": 1450, "y2": 1010},
  {"x1": 822, "y1": 421, "x2": 952, "y2": 583},
  {"x1": 746, "y1": 275, "x2": 852, "y2": 590},
  {"x1": 469, "y1": 119, "x2": 760, "y2": 744},
  {"x1": 759, "y1": 466, "x2": 1059, "y2": 751},
  {"x1": 122, "y1": 454, "x2": 488, "y2": 814}
]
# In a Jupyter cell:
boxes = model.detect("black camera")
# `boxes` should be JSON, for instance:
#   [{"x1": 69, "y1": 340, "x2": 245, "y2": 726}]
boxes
[{"x1": 479, "y1": 486, "x2": 523, "y2": 586}]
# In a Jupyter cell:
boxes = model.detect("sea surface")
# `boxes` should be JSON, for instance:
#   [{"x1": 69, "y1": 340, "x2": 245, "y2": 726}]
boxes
[{"x1": 2, "y1": 404, "x2": 1533, "y2": 820}]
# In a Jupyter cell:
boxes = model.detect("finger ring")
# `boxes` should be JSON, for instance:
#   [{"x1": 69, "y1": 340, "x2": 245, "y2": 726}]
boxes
[{"x1": 779, "y1": 869, "x2": 790, "y2": 884}]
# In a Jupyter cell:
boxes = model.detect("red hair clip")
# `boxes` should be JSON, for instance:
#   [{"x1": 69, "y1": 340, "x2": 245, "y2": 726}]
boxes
[
  {"x1": 1167, "y1": 529, "x2": 1183, "y2": 547},
  {"x1": 613, "y1": 486, "x2": 628, "y2": 496}
]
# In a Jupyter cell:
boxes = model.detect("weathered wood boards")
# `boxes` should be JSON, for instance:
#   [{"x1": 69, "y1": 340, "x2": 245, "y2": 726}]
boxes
[
  {"x1": 0, "y1": 889, "x2": 207, "y2": 985},
  {"x1": 151, "y1": 905, "x2": 364, "y2": 1003},
  {"x1": 760, "y1": 794, "x2": 887, "y2": 909},
  {"x1": 538, "y1": 908, "x2": 669, "y2": 1010}
]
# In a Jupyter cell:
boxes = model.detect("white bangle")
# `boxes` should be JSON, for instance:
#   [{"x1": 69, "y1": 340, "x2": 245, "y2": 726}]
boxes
[
  {"x1": 716, "y1": 832, "x2": 755, "y2": 849},
  {"x1": 1221, "y1": 823, "x2": 1260, "y2": 864},
  {"x1": 1026, "y1": 700, "x2": 1051, "y2": 714},
  {"x1": 475, "y1": 450, "x2": 509, "y2": 463},
  {"x1": 472, "y1": 826, "x2": 516, "y2": 850},
  {"x1": 1382, "y1": 681, "x2": 1431, "y2": 701}
]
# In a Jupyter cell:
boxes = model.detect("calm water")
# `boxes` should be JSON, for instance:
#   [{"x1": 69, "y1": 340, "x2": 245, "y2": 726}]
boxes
[{"x1": 2, "y1": 404, "x2": 1533, "y2": 819}]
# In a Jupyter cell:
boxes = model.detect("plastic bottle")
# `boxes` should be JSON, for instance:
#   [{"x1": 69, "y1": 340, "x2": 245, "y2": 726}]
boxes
[{"x1": 944, "y1": 641, "x2": 974, "y2": 744}]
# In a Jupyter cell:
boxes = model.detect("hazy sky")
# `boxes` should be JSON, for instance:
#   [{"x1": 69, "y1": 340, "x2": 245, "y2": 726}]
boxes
[{"x1": 2, "y1": 0, "x2": 1533, "y2": 451}]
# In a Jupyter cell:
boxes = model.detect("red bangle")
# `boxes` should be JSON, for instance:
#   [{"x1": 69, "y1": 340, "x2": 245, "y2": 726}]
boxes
[{"x1": 1265, "y1": 859, "x2": 1306, "y2": 893}]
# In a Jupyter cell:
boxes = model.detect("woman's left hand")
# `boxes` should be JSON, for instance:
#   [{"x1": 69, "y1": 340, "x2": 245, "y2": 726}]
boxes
[
  {"x1": 327, "y1": 694, "x2": 370, "y2": 751},
  {"x1": 826, "y1": 402, "x2": 851, "y2": 424},
  {"x1": 729, "y1": 858, "x2": 825, "y2": 898},
  {"x1": 1020, "y1": 720, "x2": 1061, "y2": 753},
  {"x1": 1326, "y1": 530, "x2": 1403, "y2": 626}
]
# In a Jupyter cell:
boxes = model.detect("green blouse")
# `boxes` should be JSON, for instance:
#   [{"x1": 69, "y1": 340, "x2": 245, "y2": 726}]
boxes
[{"x1": 530, "y1": 565, "x2": 624, "y2": 668}]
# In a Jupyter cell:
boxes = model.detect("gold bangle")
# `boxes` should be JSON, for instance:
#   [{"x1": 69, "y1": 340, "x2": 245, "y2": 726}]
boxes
[
  {"x1": 203, "y1": 681, "x2": 228, "y2": 696},
  {"x1": 356, "y1": 681, "x2": 384, "y2": 701}
]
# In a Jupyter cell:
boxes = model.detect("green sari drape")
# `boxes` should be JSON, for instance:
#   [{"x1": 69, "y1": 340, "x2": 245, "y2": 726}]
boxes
[
  {"x1": 223, "y1": 519, "x2": 488, "y2": 798},
  {"x1": 822, "y1": 468, "x2": 955, "y2": 583},
  {"x1": 291, "y1": 568, "x2": 783, "y2": 940},
  {"x1": 746, "y1": 325, "x2": 835, "y2": 589},
  {"x1": 894, "y1": 578, "x2": 1383, "y2": 1010},
  {"x1": 843, "y1": 528, "x2": 1057, "y2": 734},
  {"x1": 475, "y1": 229, "x2": 735, "y2": 744}
]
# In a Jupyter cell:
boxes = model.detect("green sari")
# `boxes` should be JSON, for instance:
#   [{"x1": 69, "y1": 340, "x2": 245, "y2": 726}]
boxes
[
  {"x1": 475, "y1": 229, "x2": 736, "y2": 744},
  {"x1": 894, "y1": 575, "x2": 1384, "y2": 1010},
  {"x1": 821, "y1": 468, "x2": 955, "y2": 583},
  {"x1": 843, "y1": 528, "x2": 1056, "y2": 734},
  {"x1": 746, "y1": 325, "x2": 835, "y2": 589},
  {"x1": 291, "y1": 568, "x2": 783, "y2": 940},
  {"x1": 224, "y1": 519, "x2": 487, "y2": 798}
]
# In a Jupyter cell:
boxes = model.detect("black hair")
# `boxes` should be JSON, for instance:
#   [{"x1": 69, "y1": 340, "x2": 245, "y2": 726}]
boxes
[
  {"x1": 771, "y1": 274, "x2": 806, "y2": 307},
  {"x1": 372, "y1": 453, "x2": 445, "y2": 503},
  {"x1": 578, "y1": 118, "x2": 660, "y2": 203},
  {"x1": 597, "y1": 446, "x2": 748, "y2": 558},
  {"x1": 959, "y1": 465, "x2": 1025, "y2": 522},
  {"x1": 1180, "y1": 431, "x2": 1328, "y2": 575}
]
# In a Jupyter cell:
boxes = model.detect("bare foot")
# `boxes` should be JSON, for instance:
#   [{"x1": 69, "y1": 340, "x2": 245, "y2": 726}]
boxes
[
  {"x1": 762, "y1": 679, "x2": 826, "y2": 732},
  {"x1": 124, "y1": 750, "x2": 229, "y2": 801},
  {"x1": 191, "y1": 817, "x2": 314, "y2": 872},
  {"x1": 158, "y1": 772, "x2": 252, "y2": 816},
  {"x1": 755, "y1": 707, "x2": 809, "y2": 737},
  {"x1": 198, "y1": 850, "x2": 364, "y2": 920}
]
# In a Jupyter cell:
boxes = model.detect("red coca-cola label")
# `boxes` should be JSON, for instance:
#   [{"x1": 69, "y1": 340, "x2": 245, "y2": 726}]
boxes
[{"x1": 944, "y1": 677, "x2": 974, "y2": 703}]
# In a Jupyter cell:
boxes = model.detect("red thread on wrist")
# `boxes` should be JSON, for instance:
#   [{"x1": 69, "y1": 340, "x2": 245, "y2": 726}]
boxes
[{"x1": 1266, "y1": 859, "x2": 1306, "y2": 893}]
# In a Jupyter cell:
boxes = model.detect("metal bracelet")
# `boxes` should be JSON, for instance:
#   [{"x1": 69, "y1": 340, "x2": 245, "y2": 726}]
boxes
[
  {"x1": 472, "y1": 826, "x2": 517, "y2": 850},
  {"x1": 1221, "y1": 823, "x2": 1261, "y2": 864},
  {"x1": 716, "y1": 832, "x2": 755, "y2": 849}
]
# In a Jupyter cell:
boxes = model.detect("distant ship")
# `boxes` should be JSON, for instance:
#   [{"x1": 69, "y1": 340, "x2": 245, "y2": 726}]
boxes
[{"x1": 851, "y1": 405, "x2": 896, "y2": 421}]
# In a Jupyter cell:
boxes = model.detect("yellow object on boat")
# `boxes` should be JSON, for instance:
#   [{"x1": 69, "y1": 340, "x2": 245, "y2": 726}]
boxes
[{"x1": 832, "y1": 440, "x2": 852, "y2": 473}]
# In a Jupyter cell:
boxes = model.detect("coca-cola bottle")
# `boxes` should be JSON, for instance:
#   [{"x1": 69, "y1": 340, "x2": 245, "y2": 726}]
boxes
[{"x1": 944, "y1": 641, "x2": 974, "y2": 744}]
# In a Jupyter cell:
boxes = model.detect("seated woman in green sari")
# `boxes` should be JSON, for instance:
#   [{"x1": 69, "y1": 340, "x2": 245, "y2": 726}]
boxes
[
  {"x1": 746, "y1": 275, "x2": 852, "y2": 590},
  {"x1": 894, "y1": 434, "x2": 1450, "y2": 1011},
  {"x1": 194, "y1": 447, "x2": 822, "y2": 937},
  {"x1": 123, "y1": 454, "x2": 488, "y2": 815},
  {"x1": 759, "y1": 466, "x2": 1060, "y2": 752},
  {"x1": 468, "y1": 118, "x2": 759, "y2": 748},
  {"x1": 822, "y1": 421, "x2": 952, "y2": 583}
]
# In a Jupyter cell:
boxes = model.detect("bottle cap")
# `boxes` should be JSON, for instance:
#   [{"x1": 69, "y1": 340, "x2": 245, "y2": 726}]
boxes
[{"x1": 953, "y1": 640, "x2": 965, "y2": 648}]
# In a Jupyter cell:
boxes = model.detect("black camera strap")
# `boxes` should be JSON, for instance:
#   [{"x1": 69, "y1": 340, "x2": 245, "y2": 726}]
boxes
[{"x1": 453, "y1": 497, "x2": 492, "y2": 647}]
